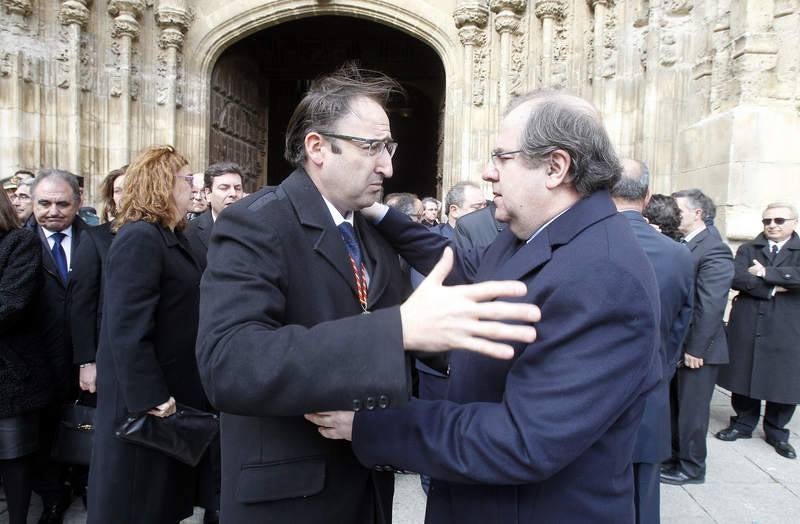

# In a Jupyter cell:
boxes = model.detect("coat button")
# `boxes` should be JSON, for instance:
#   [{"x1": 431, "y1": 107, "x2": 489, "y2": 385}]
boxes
[
  {"x1": 378, "y1": 395, "x2": 389, "y2": 408},
  {"x1": 785, "y1": 274, "x2": 792, "y2": 279},
  {"x1": 375, "y1": 465, "x2": 383, "y2": 471},
  {"x1": 366, "y1": 397, "x2": 376, "y2": 410},
  {"x1": 352, "y1": 399, "x2": 361, "y2": 412}
]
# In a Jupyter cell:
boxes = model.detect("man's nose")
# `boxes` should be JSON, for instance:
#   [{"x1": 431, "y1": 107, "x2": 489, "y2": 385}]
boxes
[
  {"x1": 482, "y1": 163, "x2": 499, "y2": 182},
  {"x1": 375, "y1": 153, "x2": 393, "y2": 179}
]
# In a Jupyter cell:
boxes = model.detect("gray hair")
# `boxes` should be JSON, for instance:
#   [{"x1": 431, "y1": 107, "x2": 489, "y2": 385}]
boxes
[
  {"x1": 32, "y1": 168, "x2": 81, "y2": 202},
  {"x1": 204, "y1": 161, "x2": 243, "y2": 189},
  {"x1": 611, "y1": 159, "x2": 650, "y2": 202},
  {"x1": 18, "y1": 177, "x2": 34, "y2": 190},
  {"x1": 444, "y1": 182, "x2": 481, "y2": 216},
  {"x1": 671, "y1": 188, "x2": 715, "y2": 221},
  {"x1": 284, "y1": 63, "x2": 405, "y2": 168},
  {"x1": 765, "y1": 202, "x2": 798, "y2": 219},
  {"x1": 506, "y1": 89, "x2": 621, "y2": 197},
  {"x1": 421, "y1": 196, "x2": 439, "y2": 209},
  {"x1": 384, "y1": 192, "x2": 420, "y2": 217}
]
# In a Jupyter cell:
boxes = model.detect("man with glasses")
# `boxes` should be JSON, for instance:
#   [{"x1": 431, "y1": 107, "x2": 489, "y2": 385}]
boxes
[
  {"x1": 12, "y1": 178, "x2": 35, "y2": 227},
  {"x1": 716, "y1": 203, "x2": 800, "y2": 459},
  {"x1": 661, "y1": 188, "x2": 734, "y2": 485},
  {"x1": 308, "y1": 89, "x2": 663, "y2": 523},
  {"x1": 196, "y1": 64, "x2": 539, "y2": 524}
]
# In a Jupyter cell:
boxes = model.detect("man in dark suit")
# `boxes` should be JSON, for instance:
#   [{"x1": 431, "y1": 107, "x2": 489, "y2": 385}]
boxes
[
  {"x1": 452, "y1": 199, "x2": 504, "y2": 255},
  {"x1": 196, "y1": 65, "x2": 538, "y2": 524},
  {"x1": 308, "y1": 90, "x2": 662, "y2": 523},
  {"x1": 185, "y1": 161, "x2": 244, "y2": 271},
  {"x1": 661, "y1": 189, "x2": 734, "y2": 485},
  {"x1": 612, "y1": 159, "x2": 695, "y2": 523},
  {"x1": 716, "y1": 203, "x2": 800, "y2": 459},
  {"x1": 29, "y1": 169, "x2": 86, "y2": 523}
]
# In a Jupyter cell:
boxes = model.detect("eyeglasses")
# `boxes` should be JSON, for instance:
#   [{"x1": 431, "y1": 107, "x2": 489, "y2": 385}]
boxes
[
  {"x1": 762, "y1": 217, "x2": 796, "y2": 226},
  {"x1": 490, "y1": 149, "x2": 524, "y2": 170},
  {"x1": 175, "y1": 174, "x2": 194, "y2": 186},
  {"x1": 318, "y1": 132, "x2": 398, "y2": 158}
]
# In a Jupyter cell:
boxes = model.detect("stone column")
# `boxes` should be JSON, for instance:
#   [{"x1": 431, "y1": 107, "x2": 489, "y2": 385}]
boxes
[
  {"x1": 0, "y1": 51, "x2": 23, "y2": 177},
  {"x1": 4, "y1": 0, "x2": 33, "y2": 27},
  {"x1": 58, "y1": 0, "x2": 91, "y2": 175},
  {"x1": 107, "y1": 0, "x2": 144, "y2": 168},
  {"x1": 587, "y1": 0, "x2": 611, "y2": 81},
  {"x1": 155, "y1": 1, "x2": 192, "y2": 146},
  {"x1": 454, "y1": 2, "x2": 490, "y2": 183},
  {"x1": 534, "y1": 1, "x2": 566, "y2": 87},
  {"x1": 490, "y1": 0, "x2": 526, "y2": 111}
]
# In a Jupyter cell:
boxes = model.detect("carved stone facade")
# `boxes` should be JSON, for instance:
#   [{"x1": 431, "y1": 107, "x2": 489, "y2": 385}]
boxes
[{"x1": 0, "y1": 0, "x2": 798, "y2": 240}]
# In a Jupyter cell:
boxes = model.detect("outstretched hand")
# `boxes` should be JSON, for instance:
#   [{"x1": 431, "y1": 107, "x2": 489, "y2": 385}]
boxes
[{"x1": 401, "y1": 247, "x2": 540, "y2": 360}]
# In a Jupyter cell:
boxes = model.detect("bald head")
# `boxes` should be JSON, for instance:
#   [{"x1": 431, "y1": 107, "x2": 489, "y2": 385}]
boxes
[{"x1": 611, "y1": 159, "x2": 650, "y2": 209}]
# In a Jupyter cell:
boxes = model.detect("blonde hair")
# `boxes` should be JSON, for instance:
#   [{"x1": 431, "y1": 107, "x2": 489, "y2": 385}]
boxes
[{"x1": 114, "y1": 145, "x2": 189, "y2": 232}]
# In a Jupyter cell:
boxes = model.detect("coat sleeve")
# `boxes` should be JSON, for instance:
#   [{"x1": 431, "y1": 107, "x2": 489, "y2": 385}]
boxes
[
  {"x1": 684, "y1": 242, "x2": 734, "y2": 359},
  {"x1": 666, "y1": 254, "x2": 695, "y2": 371},
  {"x1": 103, "y1": 224, "x2": 171, "y2": 413},
  {"x1": 731, "y1": 244, "x2": 774, "y2": 299},
  {"x1": 69, "y1": 230, "x2": 102, "y2": 364},
  {"x1": 764, "y1": 257, "x2": 800, "y2": 290},
  {"x1": 0, "y1": 230, "x2": 41, "y2": 326},
  {"x1": 195, "y1": 203, "x2": 408, "y2": 417},
  {"x1": 376, "y1": 207, "x2": 479, "y2": 284},
  {"x1": 352, "y1": 264, "x2": 658, "y2": 485}
]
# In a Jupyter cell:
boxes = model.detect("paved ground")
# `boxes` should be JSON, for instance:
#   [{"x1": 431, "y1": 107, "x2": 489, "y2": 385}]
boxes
[{"x1": 2, "y1": 388, "x2": 798, "y2": 523}]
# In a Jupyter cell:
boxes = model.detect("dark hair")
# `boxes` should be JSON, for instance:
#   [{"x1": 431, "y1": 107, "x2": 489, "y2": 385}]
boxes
[
  {"x1": 671, "y1": 188, "x2": 715, "y2": 221},
  {"x1": 445, "y1": 182, "x2": 481, "y2": 216},
  {"x1": 506, "y1": 90, "x2": 621, "y2": 197},
  {"x1": 284, "y1": 63, "x2": 405, "y2": 167},
  {"x1": 611, "y1": 160, "x2": 650, "y2": 202},
  {"x1": 0, "y1": 191, "x2": 19, "y2": 232},
  {"x1": 31, "y1": 169, "x2": 81, "y2": 202},
  {"x1": 99, "y1": 166, "x2": 128, "y2": 223},
  {"x1": 384, "y1": 192, "x2": 420, "y2": 218},
  {"x1": 13, "y1": 169, "x2": 35, "y2": 178},
  {"x1": 644, "y1": 194, "x2": 682, "y2": 241},
  {"x1": 421, "y1": 196, "x2": 439, "y2": 208},
  {"x1": 204, "y1": 161, "x2": 243, "y2": 190}
]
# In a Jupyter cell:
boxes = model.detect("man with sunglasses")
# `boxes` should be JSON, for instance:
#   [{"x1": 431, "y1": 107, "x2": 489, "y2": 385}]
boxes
[
  {"x1": 196, "y1": 64, "x2": 538, "y2": 524},
  {"x1": 662, "y1": 189, "x2": 734, "y2": 485},
  {"x1": 716, "y1": 203, "x2": 800, "y2": 459}
]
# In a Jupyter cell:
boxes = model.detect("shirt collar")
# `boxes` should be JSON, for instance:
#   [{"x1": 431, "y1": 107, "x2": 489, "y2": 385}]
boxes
[
  {"x1": 322, "y1": 195, "x2": 354, "y2": 226},
  {"x1": 526, "y1": 207, "x2": 571, "y2": 244},
  {"x1": 44, "y1": 224, "x2": 73, "y2": 239},
  {"x1": 683, "y1": 224, "x2": 706, "y2": 243},
  {"x1": 769, "y1": 238, "x2": 790, "y2": 251}
]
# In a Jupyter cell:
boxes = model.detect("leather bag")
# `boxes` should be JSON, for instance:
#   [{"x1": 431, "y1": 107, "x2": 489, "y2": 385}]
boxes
[
  {"x1": 51, "y1": 396, "x2": 95, "y2": 466},
  {"x1": 115, "y1": 403, "x2": 218, "y2": 467}
]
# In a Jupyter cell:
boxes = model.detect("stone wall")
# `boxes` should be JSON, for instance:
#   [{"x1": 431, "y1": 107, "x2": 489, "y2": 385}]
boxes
[{"x1": 1, "y1": 0, "x2": 798, "y2": 240}]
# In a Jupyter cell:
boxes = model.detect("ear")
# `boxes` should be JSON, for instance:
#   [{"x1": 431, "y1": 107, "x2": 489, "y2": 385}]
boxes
[
  {"x1": 544, "y1": 149, "x2": 571, "y2": 189},
  {"x1": 204, "y1": 187, "x2": 211, "y2": 198},
  {"x1": 305, "y1": 132, "x2": 325, "y2": 167}
]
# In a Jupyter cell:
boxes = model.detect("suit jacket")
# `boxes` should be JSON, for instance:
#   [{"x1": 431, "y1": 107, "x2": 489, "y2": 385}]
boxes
[
  {"x1": 353, "y1": 191, "x2": 661, "y2": 524},
  {"x1": 683, "y1": 227, "x2": 734, "y2": 364},
  {"x1": 718, "y1": 232, "x2": 800, "y2": 403},
  {"x1": 69, "y1": 222, "x2": 114, "y2": 364},
  {"x1": 185, "y1": 209, "x2": 214, "y2": 271},
  {"x1": 452, "y1": 201, "x2": 504, "y2": 255},
  {"x1": 623, "y1": 211, "x2": 694, "y2": 463},
  {"x1": 88, "y1": 221, "x2": 207, "y2": 524},
  {"x1": 32, "y1": 218, "x2": 85, "y2": 397},
  {"x1": 196, "y1": 170, "x2": 410, "y2": 524}
]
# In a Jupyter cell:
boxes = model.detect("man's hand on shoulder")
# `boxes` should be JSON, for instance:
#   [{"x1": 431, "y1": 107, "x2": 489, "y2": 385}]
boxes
[{"x1": 400, "y1": 247, "x2": 540, "y2": 360}]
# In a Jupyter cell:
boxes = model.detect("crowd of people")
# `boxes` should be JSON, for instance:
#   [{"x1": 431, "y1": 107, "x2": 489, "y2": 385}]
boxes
[{"x1": 0, "y1": 63, "x2": 797, "y2": 524}]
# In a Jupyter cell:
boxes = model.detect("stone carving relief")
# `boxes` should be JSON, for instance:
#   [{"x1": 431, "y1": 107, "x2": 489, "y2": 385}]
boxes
[
  {"x1": 509, "y1": 31, "x2": 528, "y2": 95},
  {"x1": 534, "y1": 0, "x2": 565, "y2": 19},
  {"x1": 55, "y1": 26, "x2": 71, "y2": 88},
  {"x1": 4, "y1": 0, "x2": 32, "y2": 17},
  {"x1": 454, "y1": 3, "x2": 491, "y2": 107},
  {"x1": 602, "y1": 6, "x2": 618, "y2": 77},
  {"x1": 0, "y1": 49, "x2": 13, "y2": 77},
  {"x1": 665, "y1": 0, "x2": 692, "y2": 16},
  {"x1": 79, "y1": 32, "x2": 94, "y2": 92},
  {"x1": 59, "y1": 0, "x2": 91, "y2": 27},
  {"x1": 551, "y1": 16, "x2": 569, "y2": 87}
]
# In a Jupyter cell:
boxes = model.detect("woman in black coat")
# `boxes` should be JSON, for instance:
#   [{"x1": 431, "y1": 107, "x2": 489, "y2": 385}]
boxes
[
  {"x1": 87, "y1": 146, "x2": 207, "y2": 524},
  {"x1": 0, "y1": 192, "x2": 53, "y2": 524},
  {"x1": 70, "y1": 166, "x2": 126, "y2": 390}
]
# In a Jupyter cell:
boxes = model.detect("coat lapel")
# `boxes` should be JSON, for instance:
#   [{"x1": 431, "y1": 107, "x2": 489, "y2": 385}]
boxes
[
  {"x1": 281, "y1": 170, "x2": 358, "y2": 294},
  {"x1": 196, "y1": 211, "x2": 213, "y2": 250},
  {"x1": 158, "y1": 225, "x2": 201, "y2": 272},
  {"x1": 773, "y1": 233, "x2": 800, "y2": 267},
  {"x1": 355, "y1": 212, "x2": 390, "y2": 308}
]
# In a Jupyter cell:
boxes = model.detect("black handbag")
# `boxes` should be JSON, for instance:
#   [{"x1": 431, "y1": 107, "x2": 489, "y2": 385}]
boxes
[
  {"x1": 115, "y1": 403, "x2": 219, "y2": 467},
  {"x1": 51, "y1": 395, "x2": 96, "y2": 466}
]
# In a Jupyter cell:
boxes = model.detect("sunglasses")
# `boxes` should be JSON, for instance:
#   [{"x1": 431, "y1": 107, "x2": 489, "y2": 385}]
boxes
[{"x1": 762, "y1": 217, "x2": 795, "y2": 226}]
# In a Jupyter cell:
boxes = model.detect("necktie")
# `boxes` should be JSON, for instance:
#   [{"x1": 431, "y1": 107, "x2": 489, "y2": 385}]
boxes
[
  {"x1": 770, "y1": 244, "x2": 779, "y2": 264},
  {"x1": 51, "y1": 231, "x2": 69, "y2": 281},
  {"x1": 338, "y1": 222, "x2": 363, "y2": 269}
]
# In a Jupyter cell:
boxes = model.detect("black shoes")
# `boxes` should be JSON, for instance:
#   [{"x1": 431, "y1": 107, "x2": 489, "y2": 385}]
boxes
[
  {"x1": 203, "y1": 509, "x2": 221, "y2": 523},
  {"x1": 715, "y1": 426, "x2": 752, "y2": 441},
  {"x1": 766, "y1": 438, "x2": 797, "y2": 459},
  {"x1": 659, "y1": 465, "x2": 705, "y2": 486},
  {"x1": 37, "y1": 501, "x2": 69, "y2": 524}
]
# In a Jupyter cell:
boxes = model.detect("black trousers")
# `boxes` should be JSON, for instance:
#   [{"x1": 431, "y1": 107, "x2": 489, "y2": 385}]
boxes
[
  {"x1": 31, "y1": 402, "x2": 71, "y2": 507},
  {"x1": 730, "y1": 393, "x2": 796, "y2": 443},
  {"x1": 633, "y1": 462, "x2": 660, "y2": 524},
  {"x1": 670, "y1": 364, "x2": 718, "y2": 478}
]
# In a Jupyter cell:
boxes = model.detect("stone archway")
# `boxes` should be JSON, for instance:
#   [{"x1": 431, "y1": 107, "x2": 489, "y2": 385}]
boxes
[{"x1": 184, "y1": 0, "x2": 462, "y2": 198}]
